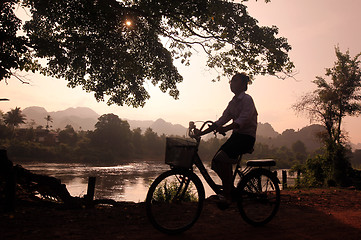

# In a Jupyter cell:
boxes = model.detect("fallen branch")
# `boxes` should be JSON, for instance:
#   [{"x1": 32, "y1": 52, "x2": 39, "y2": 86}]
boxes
[{"x1": 1, "y1": 149, "x2": 119, "y2": 210}]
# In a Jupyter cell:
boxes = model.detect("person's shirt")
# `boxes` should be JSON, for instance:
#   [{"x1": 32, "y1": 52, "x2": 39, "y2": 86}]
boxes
[{"x1": 215, "y1": 91, "x2": 258, "y2": 138}]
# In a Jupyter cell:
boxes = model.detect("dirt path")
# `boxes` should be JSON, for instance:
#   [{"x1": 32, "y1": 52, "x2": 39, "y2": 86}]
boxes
[{"x1": 1, "y1": 188, "x2": 361, "y2": 240}]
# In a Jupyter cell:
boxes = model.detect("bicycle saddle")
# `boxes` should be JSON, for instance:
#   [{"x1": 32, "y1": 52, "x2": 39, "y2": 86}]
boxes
[{"x1": 246, "y1": 159, "x2": 276, "y2": 167}]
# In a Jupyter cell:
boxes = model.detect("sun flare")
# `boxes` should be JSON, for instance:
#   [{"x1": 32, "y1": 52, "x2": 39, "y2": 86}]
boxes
[{"x1": 125, "y1": 20, "x2": 132, "y2": 27}]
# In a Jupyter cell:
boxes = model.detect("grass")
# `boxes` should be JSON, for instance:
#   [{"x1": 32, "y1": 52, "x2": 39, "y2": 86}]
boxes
[{"x1": 153, "y1": 179, "x2": 198, "y2": 203}]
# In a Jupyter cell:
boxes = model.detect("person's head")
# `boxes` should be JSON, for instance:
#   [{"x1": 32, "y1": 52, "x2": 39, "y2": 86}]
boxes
[{"x1": 230, "y1": 72, "x2": 250, "y2": 95}]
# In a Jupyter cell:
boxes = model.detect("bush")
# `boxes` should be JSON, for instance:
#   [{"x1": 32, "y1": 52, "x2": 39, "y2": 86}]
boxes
[
  {"x1": 293, "y1": 155, "x2": 327, "y2": 188},
  {"x1": 292, "y1": 143, "x2": 354, "y2": 188}
]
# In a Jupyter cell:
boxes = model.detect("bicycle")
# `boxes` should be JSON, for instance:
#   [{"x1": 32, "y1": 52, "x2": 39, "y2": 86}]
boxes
[{"x1": 145, "y1": 120, "x2": 280, "y2": 234}]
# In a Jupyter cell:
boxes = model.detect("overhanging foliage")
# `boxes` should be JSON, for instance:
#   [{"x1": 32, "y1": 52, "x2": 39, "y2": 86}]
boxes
[{"x1": 2, "y1": 0, "x2": 293, "y2": 106}]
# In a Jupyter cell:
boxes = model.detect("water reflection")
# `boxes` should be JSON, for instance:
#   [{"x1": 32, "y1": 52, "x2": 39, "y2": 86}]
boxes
[{"x1": 20, "y1": 162, "x2": 170, "y2": 202}]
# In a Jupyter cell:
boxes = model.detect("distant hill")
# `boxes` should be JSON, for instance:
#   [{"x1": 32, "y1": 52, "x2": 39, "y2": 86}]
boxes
[
  {"x1": 150, "y1": 118, "x2": 188, "y2": 136},
  {"x1": 126, "y1": 118, "x2": 187, "y2": 136},
  {"x1": 20, "y1": 106, "x2": 360, "y2": 152},
  {"x1": 21, "y1": 106, "x2": 188, "y2": 135},
  {"x1": 256, "y1": 124, "x2": 324, "y2": 153},
  {"x1": 257, "y1": 122, "x2": 280, "y2": 138},
  {"x1": 350, "y1": 142, "x2": 361, "y2": 151},
  {"x1": 22, "y1": 106, "x2": 99, "y2": 130}
]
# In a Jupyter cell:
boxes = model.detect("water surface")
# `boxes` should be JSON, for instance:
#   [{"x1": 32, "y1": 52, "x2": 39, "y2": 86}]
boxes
[{"x1": 20, "y1": 161, "x2": 291, "y2": 202}]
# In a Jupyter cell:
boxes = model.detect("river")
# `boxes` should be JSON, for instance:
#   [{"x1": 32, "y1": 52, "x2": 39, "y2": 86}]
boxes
[
  {"x1": 20, "y1": 161, "x2": 291, "y2": 203},
  {"x1": 20, "y1": 161, "x2": 222, "y2": 203}
]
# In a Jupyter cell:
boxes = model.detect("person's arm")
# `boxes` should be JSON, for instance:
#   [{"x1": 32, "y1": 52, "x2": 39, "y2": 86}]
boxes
[
  {"x1": 198, "y1": 121, "x2": 239, "y2": 137},
  {"x1": 217, "y1": 122, "x2": 239, "y2": 135},
  {"x1": 197, "y1": 100, "x2": 232, "y2": 137}
]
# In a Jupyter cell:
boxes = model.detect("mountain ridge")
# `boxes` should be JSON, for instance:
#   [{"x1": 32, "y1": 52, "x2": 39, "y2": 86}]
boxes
[
  {"x1": 19, "y1": 106, "x2": 360, "y2": 151},
  {"x1": 22, "y1": 106, "x2": 99, "y2": 131}
]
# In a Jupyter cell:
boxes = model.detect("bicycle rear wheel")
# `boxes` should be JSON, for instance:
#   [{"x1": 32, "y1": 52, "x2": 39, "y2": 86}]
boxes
[
  {"x1": 146, "y1": 169, "x2": 205, "y2": 234},
  {"x1": 237, "y1": 168, "x2": 280, "y2": 226}
]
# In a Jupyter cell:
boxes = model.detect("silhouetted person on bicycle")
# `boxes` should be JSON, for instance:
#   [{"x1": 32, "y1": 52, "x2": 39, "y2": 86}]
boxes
[{"x1": 196, "y1": 72, "x2": 257, "y2": 207}]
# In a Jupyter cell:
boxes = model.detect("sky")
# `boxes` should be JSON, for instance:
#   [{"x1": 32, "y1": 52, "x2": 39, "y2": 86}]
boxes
[{"x1": 1, "y1": 0, "x2": 361, "y2": 144}]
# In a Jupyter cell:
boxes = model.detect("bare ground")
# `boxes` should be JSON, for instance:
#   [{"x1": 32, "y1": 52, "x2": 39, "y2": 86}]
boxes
[{"x1": 1, "y1": 188, "x2": 361, "y2": 240}]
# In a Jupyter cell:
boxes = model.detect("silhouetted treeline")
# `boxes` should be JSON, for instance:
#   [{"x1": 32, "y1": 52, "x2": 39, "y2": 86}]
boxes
[{"x1": 0, "y1": 112, "x2": 345, "y2": 169}]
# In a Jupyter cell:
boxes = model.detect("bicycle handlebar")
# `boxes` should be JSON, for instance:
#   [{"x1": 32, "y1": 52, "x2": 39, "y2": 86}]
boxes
[{"x1": 188, "y1": 120, "x2": 225, "y2": 141}]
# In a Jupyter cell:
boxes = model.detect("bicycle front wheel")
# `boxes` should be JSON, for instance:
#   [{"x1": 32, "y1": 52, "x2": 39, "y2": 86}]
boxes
[
  {"x1": 237, "y1": 168, "x2": 280, "y2": 226},
  {"x1": 146, "y1": 169, "x2": 205, "y2": 234}
]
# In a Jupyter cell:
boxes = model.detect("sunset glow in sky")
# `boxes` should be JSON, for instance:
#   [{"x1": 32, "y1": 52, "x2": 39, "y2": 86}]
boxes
[{"x1": 1, "y1": 0, "x2": 361, "y2": 144}]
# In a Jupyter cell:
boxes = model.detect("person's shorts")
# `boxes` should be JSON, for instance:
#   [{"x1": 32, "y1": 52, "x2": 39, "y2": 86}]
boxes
[{"x1": 219, "y1": 133, "x2": 255, "y2": 160}]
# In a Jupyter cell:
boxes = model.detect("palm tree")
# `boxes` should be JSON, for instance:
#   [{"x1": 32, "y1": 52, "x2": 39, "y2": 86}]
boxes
[
  {"x1": 44, "y1": 115, "x2": 53, "y2": 130},
  {"x1": 4, "y1": 107, "x2": 26, "y2": 135}
]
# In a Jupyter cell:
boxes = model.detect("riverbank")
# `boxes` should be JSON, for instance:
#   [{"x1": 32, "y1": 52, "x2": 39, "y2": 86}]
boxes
[{"x1": 1, "y1": 188, "x2": 361, "y2": 240}]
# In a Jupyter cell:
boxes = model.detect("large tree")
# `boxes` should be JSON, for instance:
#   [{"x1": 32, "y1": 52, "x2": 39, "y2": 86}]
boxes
[
  {"x1": 2, "y1": 0, "x2": 293, "y2": 106},
  {"x1": 90, "y1": 113, "x2": 132, "y2": 156},
  {"x1": 293, "y1": 47, "x2": 361, "y2": 185}
]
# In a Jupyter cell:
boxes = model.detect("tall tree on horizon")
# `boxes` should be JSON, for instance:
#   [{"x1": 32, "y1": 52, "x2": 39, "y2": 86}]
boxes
[
  {"x1": 293, "y1": 47, "x2": 361, "y2": 185},
  {"x1": 44, "y1": 114, "x2": 53, "y2": 130}
]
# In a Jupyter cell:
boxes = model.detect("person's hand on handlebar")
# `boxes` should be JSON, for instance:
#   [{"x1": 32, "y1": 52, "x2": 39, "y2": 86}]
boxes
[
  {"x1": 193, "y1": 128, "x2": 202, "y2": 138},
  {"x1": 215, "y1": 126, "x2": 226, "y2": 136}
]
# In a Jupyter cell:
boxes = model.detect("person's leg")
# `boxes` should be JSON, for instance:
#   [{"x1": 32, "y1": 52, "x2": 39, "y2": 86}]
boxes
[
  {"x1": 211, "y1": 133, "x2": 255, "y2": 203},
  {"x1": 212, "y1": 150, "x2": 233, "y2": 201}
]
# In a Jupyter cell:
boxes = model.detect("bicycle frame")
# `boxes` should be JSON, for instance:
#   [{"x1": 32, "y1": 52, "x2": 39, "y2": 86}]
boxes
[
  {"x1": 191, "y1": 150, "x2": 254, "y2": 196},
  {"x1": 187, "y1": 120, "x2": 256, "y2": 196},
  {"x1": 192, "y1": 153, "x2": 221, "y2": 194}
]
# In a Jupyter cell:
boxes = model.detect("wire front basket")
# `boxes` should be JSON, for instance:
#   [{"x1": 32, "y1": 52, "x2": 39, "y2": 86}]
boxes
[{"x1": 165, "y1": 137, "x2": 198, "y2": 168}]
